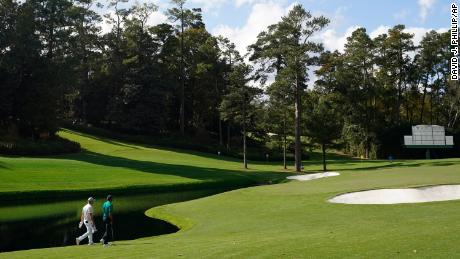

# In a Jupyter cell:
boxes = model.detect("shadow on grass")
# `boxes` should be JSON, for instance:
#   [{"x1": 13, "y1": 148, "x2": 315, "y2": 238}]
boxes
[
  {"x1": 112, "y1": 242, "x2": 155, "y2": 246},
  {"x1": 60, "y1": 129, "x2": 241, "y2": 163},
  {"x1": 428, "y1": 162, "x2": 459, "y2": 167},
  {"x1": 60, "y1": 150, "x2": 291, "y2": 185},
  {"x1": 61, "y1": 129, "x2": 142, "y2": 150},
  {"x1": 59, "y1": 129, "x2": 460, "y2": 174},
  {"x1": 323, "y1": 160, "x2": 460, "y2": 172},
  {"x1": 336, "y1": 162, "x2": 414, "y2": 171},
  {"x1": 61, "y1": 129, "x2": 364, "y2": 170},
  {"x1": 0, "y1": 162, "x2": 8, "y2": 169}
]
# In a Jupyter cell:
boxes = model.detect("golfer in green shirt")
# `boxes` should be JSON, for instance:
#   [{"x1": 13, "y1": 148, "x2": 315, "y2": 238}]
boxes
[{"x1": 100, "y1": 194, "x2": 113, "y2": 246}]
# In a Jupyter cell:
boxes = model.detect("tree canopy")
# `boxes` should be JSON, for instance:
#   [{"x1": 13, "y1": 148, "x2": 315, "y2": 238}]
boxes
[{"x1": 0, "y1": 1, "x2": 458, "y2": 164}]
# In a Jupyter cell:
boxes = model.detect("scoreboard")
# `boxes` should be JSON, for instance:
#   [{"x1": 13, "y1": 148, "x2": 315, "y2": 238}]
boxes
[{"x1": 404, "y1": 125, "x2": 454, "y2": 148}]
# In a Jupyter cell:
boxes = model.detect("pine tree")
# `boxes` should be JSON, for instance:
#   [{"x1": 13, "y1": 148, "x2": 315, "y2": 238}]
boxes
[
  {"x1": 250, "y1": 4, "x2": 329, "y2": 172},
  {"x1": 220, "y1": 63, "x2": 261, "y2": 169}
]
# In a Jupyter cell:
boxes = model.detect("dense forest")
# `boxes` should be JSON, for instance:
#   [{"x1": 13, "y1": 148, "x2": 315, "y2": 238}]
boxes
[{"x1": 0, "y1": 0, "x2": 459, "y2": 169}]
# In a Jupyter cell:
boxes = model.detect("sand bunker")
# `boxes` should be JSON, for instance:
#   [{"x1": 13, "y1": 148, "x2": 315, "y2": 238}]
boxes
[
  {"x1": 329, "y1": 185, "x2": 460, "y2": 204},
  {"x1": 287, "y1": 172, "x2": 340, "y2": 181}
]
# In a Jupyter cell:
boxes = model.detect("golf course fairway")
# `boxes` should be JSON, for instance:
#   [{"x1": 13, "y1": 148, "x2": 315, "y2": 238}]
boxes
[
  {"x1": 1, "y1": 130, "x2": 460, "y2": 258},
  {"x1": 0, "y1": 129, "x2": 291, "y2": 200}
]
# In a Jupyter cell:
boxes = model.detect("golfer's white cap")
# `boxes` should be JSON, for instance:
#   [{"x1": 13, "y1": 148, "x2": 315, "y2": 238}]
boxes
[{"x1": 88, "y1": 197, "x2": 95, "y2": 202}]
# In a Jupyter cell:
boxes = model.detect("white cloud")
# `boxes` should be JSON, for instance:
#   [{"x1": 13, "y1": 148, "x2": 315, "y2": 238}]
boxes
[
  {"x1": 212, "y1": 2, "x2": 292, "y2": 55},
  {"x1": 100, "y1": 9, "x2": 168, "y2": 35},
  {"x1": 148, "y1": 10, "x2": 169, "y2": 25},
  {"x1": 369, "y1": 25, "x2": 448, "y2": 45},
  {"x1": 405, "y1": 27, "x2": 448, "y2": 45},
  {"x1": 418, "y1": 0, "x2": 436, "y2": 22},
  {"x1": 369, "y1": 25, "x2": 390, "y2": 39},
  {"x1": 323, "y1": 6, "x2": 348, "y2": 29},
  {"x1": 316, "y1": 26, "x2": 360, "y2": 53},
  {"x1": 234, "y1": 0, "x2": 292, "y2": 8},
  {"x1": 333, "y1": 6, "x2": 347, "y2": 26},
  {"x1": 313, "y1": 25, "x2": 448, "y2": 54},
  {"x1": 235, "y1": 0, "x2": 258, "y2": 7},
  {"x1": 101, "y1": 10, "x2": 115, "y2": 35},
  {"x1": 190, "y1": 0, "x2": 227, "y2": 11},
  {"x1": 393, "y1": 9, "x2": 408, "y2": 21},
  {"x1": 309, "y1": 5, "x2": 352, "y2": 53},
  {"x1": 405, "y1": 27, "x2": 434, "y2": 45}
]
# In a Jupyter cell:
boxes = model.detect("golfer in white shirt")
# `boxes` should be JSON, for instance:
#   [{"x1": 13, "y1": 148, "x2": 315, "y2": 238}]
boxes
[{"x1": 76, "y1": 197, "x2": 97, "y2": 245}]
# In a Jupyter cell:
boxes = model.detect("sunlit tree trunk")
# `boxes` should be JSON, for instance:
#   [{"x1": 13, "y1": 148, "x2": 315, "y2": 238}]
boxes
[
  {"x1": 294, "y1": 68, "x2": 302, "y2": 172},
  {"x1": 322, "y1": 143, "x2": 327, "y2": 172},
  {"x1": 283, "y1": 108, "x2": 287, "y2": 170}
]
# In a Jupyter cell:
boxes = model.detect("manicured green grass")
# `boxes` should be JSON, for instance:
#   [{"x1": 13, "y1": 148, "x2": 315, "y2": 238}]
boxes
[
  {"x1": 0, "y1": 129, "x2": 290, "y2": 197},
  {"x1": 3, "y1": 129, "x2": 460, "y2": 258},
  {"x1": 4, "y1": 158, "x2": 460, "y2": 258},
  {"x1": 0, "y1": 129, "x2": 400, "y2": 197}
]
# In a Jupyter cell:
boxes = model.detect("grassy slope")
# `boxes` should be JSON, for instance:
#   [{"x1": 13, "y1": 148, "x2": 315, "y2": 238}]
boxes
[
  {"x1": 0, "y1": 129, "x2": 397, "y2": 195},
  {"x1": 0, "y1": 129, "x2": 290, "y2": 195},
  {"x1": 3, "y1": 130, "x2": 460, "y2": 258},
  {"x1": 4, "y1": 159, "x2": 460, "y2": 258}
]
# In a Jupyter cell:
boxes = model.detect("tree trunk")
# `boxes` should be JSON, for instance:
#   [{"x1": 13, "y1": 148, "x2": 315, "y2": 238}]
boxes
[
  {"x1": 227, "y1": 121, "x2": 230, "y2": 151},
  {"x1": 396, "y1": 41, "x2": 403, "y2": 124},
  {"x1": 82, "y1": 33, "x2": 88, "y2": 123},
  {"x1": 435, "y1": 87, "x2": 440, "y2": 124},
  {"x1": 219, "y1": 119, "x2": 223, "y2": 146},
  {"x1": 430, "y1": 91, "x2": 433, "y2": 125},
  {"x1": 243, "y1": 93, "x2": 247, "y2": 169},
  {"x1": 215, "y1": 79, "x2": 223, "y2": 146},
  {"x1": 283, "y1": 108, "x2": 287, "y2": 170},
  {"x1": 452, "y1": 111, "x2": 459, "y2": 128},
  {"x1": 405, "y1": 83, "x2": 409, "y2": 121},
  {"x1": 322, "y1": 143, "x2": 327, "y2": 172},
  {"x1": 47, "y1": 3, "x2": 56, "y2": 60},
  {"x1": 365, "y1": 139, "x2": 370, "y2": 159},
  {"x1": 179, "y1": 6, "x2": 185, "y2": 135},
  {"x1": 420, "y1": 76, "x2": 428, "y2": 123},
  {"x1": 82, "y1": 63, "x2": 88, "y2": 123},
  {"x1": 294, "y1": 70, "x2": 302, "y2": 172}
]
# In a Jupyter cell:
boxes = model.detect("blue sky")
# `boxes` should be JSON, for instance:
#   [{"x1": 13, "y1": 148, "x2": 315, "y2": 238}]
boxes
[
  {"x1": 101, "y1": 0, "x2": 451, "y2": 54},
  {"x1": 200, "y1": 0, "x2": 448, "y2": 31}
]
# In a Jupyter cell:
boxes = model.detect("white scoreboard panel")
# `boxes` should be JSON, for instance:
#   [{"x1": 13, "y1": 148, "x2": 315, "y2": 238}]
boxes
[{"x1": 404, "y1": 125, "x2": 454, "y2": 147}]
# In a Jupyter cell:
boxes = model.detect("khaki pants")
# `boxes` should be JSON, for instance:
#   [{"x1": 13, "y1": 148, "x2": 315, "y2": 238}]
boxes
[{"x1": 77, "y1": 221, "x2": 95, "y2": 244}]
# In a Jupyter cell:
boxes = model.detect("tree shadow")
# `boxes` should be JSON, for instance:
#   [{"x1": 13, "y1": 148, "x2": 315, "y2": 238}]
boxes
[
  {"x1": 332, "y1": 160, "x2": 460, "y2": 171},
  {"x1": 58, "y1": 150, "x2": 291, "y2": 185},
  {"x1": 58, "y1": 129, "x2": 460, "y2": 175},
  {"x1": 0, "y1": 162, "x2": 8, "y2": 169},
  {"x1": 112, "y1": 242, "x2": 155, "y2": 246},
  {"x1": 60, "y1": 129, "x2": 242, "y2": 163},
  {"x1": 60, "y1": 129, "x2": 141, "y2": 150},
  {"x1": 337, "y1": 162, "x2": 416, "y2": 171},
  {"x1": 428, "y1": 162, "x2": 459, "y2": 167}
]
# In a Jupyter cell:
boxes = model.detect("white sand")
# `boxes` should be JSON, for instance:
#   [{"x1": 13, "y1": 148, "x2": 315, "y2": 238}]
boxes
[
  {"x1": 287, "y1": 172, "x2": 340, "y2": 181},
  {"x1": 329, "y1": 185, "x2": 460, "y2": 204}
]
